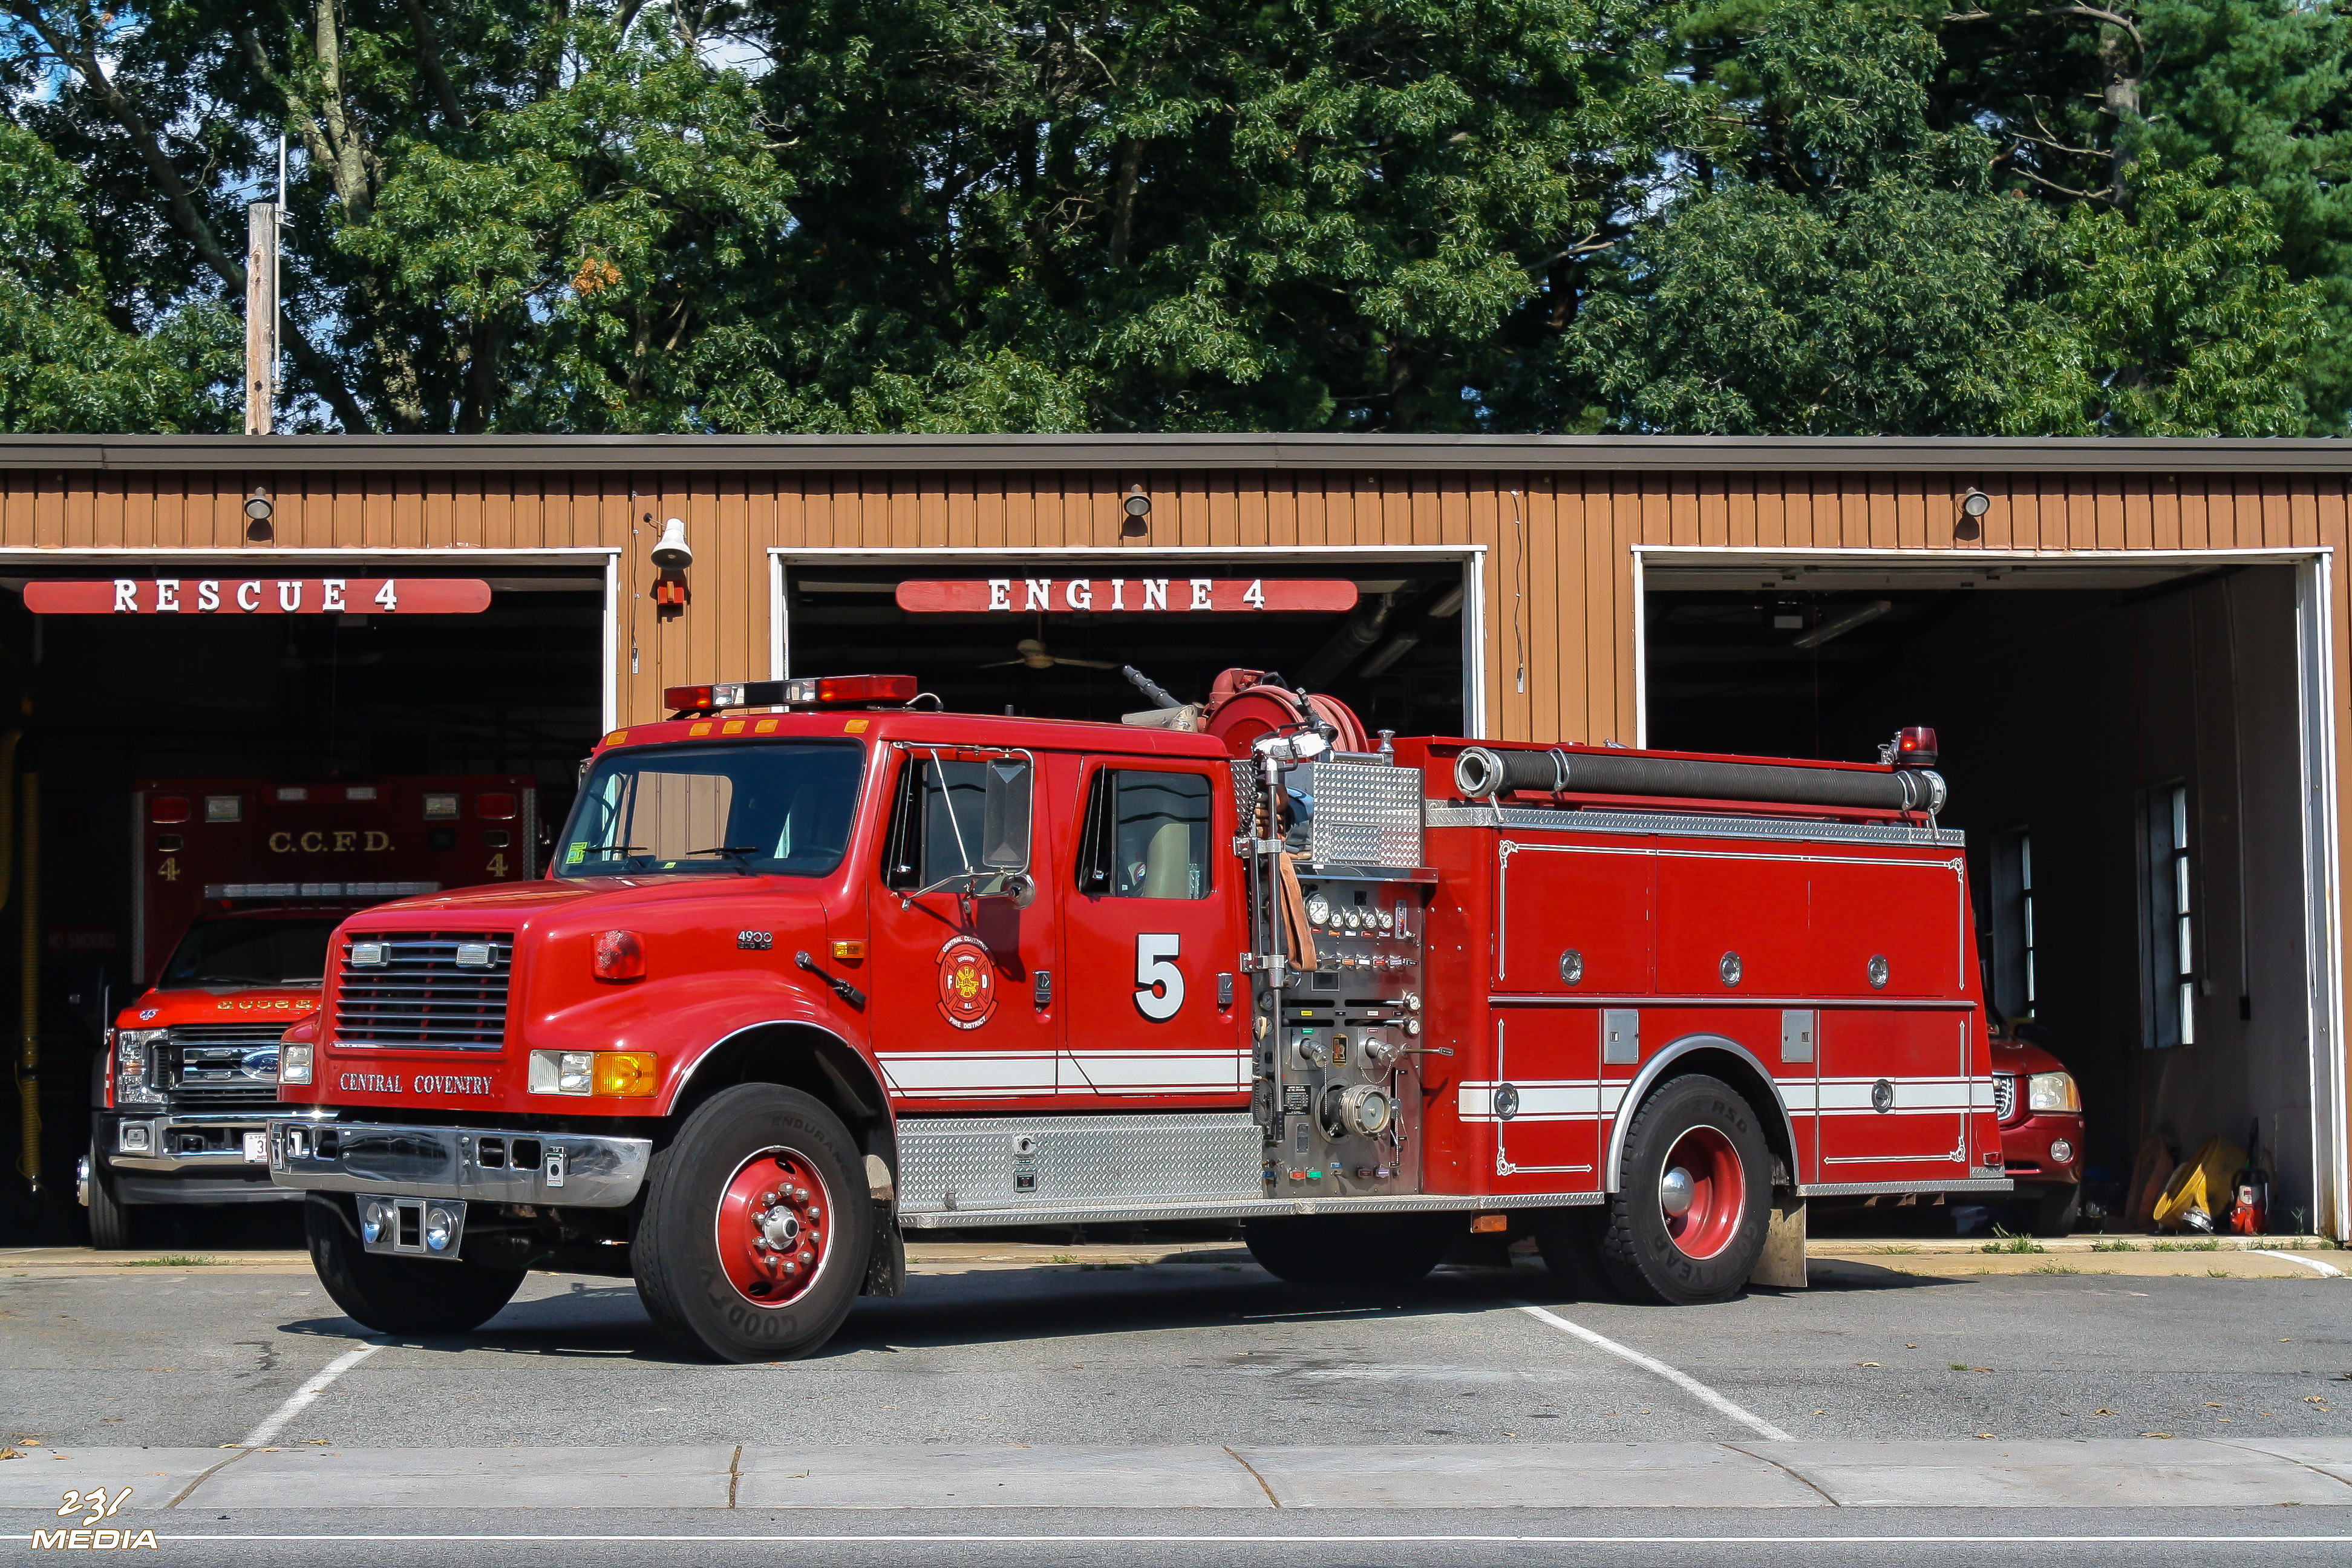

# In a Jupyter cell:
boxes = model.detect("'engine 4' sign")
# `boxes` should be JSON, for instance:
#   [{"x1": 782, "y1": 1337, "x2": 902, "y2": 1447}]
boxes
[{"x1": 896, "y1": 578, "x2": 1356, "y2": 614}]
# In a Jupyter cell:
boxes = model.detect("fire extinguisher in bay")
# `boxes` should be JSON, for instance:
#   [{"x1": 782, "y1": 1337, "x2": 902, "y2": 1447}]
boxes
[{"x1": 2227, "y1": 1121, "x2": 2269, "y2": 1235}]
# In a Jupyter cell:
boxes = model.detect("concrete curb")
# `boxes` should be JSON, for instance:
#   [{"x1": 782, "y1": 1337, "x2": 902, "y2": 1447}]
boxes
[{"x1": 4, "y1": 1441, "x2": 2348, "y2": 1511}]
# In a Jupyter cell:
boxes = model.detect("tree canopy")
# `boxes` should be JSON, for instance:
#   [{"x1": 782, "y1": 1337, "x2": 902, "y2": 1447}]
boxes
[{"x1": 1, "y1": 0, "x2": 2342, "y2": 434}]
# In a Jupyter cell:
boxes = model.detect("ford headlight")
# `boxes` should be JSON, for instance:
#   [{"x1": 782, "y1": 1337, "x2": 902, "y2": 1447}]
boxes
[
  {"x1": 279, "y1": 1044, "x2": 313, "y2": 1085},
  {"x1": 2027, "y1": 1071, "x2": 2080, "y2": 1113},
  {"x1": 115, "y1": 1029, "x2": 167, "y2": 1105}
]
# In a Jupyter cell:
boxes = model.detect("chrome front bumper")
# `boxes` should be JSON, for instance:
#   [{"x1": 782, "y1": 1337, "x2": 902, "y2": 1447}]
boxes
[{"x1": 267, "y1": 1119, "x2": 653, "y2": 1209}]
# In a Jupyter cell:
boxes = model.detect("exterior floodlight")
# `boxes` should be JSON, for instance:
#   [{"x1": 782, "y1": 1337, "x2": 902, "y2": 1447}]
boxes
[
  {"x1": 243, "y1": 490, "x2": 275, "y2": 522},
  {"x1": 1960, "y1": 488, "x2": 1992, "y2": 518},
  {"x1": 1121, "y1": 486, "x2": 1152, "y2": 535},
  {"x1": 651, "y1": 517, "x2": 693, "y2": 569}
]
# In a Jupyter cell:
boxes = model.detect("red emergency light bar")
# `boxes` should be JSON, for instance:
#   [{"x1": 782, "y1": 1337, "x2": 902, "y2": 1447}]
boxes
[{"x1": 664, "y1": 674, "x2": 919, "y2": 717}]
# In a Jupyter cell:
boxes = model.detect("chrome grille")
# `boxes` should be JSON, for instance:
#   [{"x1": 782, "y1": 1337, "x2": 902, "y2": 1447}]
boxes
[
  {"x1": 167, "y1": 1023, "x2": 294, "y2": 1108},
  {"x1": 335, "y1": 933, "x2": 512, "y2": 1050},
  {"x1": 1992, "y1": 1073, "x2": 2017, "y2": 1122}
]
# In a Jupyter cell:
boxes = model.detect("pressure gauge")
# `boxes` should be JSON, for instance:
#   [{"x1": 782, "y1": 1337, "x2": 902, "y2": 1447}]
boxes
[
  {"x1": 1305, "y1": 894, "x2": 1330, "y2": 927},
  {"x1": 1378, "y1": 909, "x2": 1394, "y2": 931}
]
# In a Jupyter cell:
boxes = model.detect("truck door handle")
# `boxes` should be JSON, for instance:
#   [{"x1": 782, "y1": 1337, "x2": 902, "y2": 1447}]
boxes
[{"x1": 794, "y1": 951, "x2": 866, "y2": 1010}]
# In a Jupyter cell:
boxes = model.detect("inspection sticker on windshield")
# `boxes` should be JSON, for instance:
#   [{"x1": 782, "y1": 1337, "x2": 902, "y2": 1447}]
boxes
[{"x1": 242, "y1": 1132, "x2": 268, "y2": 1164}]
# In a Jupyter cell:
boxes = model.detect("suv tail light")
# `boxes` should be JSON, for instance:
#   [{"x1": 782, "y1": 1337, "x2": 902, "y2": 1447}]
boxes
[{"x1": 593, "y1": 929, "x2": 645, "y2": 981}]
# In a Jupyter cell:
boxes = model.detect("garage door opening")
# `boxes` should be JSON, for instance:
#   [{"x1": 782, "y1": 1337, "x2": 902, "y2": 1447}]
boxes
[
  {"x1": 1642, "y1": 550, "x2": 2338, "y2": 1236},
  {"x1": 0, "y1": 560, "x2": 610, "y2": 1240},
  {"x1": 777, "y1": 556, "x2": 1476, "y2": 735}
]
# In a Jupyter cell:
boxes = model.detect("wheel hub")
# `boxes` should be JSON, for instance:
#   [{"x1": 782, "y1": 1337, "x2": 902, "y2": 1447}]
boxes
[
  {"x1": 716, "y1": 1151, "x2": 830, "y2": 1308},
  {"x1": 1659, "y1": 1166, "x2": 1696, "y2": 1218},
  {"x1": 1656, "y1": 1125, "x2": 1744, "y2": 1261}
]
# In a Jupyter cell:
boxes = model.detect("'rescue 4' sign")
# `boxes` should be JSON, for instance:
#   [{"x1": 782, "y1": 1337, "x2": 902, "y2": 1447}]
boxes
[
  {"x1": 896, "y1": 578, "x2": 1357, "y2": 614},
  {"x1": 25, "y1": 578, "x2": 491, "y2": 614}
]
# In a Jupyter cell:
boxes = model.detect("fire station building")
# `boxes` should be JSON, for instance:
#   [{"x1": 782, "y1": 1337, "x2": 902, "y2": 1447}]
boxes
[{"x1": 2, "y1": 432, "x2": 2347, "y2": 1240}]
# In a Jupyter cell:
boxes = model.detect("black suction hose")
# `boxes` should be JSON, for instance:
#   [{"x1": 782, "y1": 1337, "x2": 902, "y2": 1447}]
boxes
[{"x1": 1453, "y1": 746, "x2": 1945, "y2": 813}]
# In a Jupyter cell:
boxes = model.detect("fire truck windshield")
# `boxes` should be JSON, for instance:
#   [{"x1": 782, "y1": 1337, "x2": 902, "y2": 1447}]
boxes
[
  {"x1": 559, "y1": 741, "x2": 864, "y2": 878},
  {"x1": 160, "y1": 917, "x2": 339, "y2": 989}
]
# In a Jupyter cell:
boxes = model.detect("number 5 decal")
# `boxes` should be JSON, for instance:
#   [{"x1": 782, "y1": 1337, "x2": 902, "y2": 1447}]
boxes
[{"x1": 1135, "y1": 933, "x2": 1184, "y2": 1021}]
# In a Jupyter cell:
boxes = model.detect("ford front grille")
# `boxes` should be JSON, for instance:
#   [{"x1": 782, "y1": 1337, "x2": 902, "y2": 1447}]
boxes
[
  {"x1": 166, "y1": 1023, "x2": 293, "y2": 1107},
  {"x1": 335, "y1": 933, "x2": 512, "y2": 1050}
]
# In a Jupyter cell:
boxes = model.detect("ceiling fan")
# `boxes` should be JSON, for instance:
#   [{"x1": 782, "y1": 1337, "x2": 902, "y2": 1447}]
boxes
[{"x1": 979, "y1": 637, "x2": 1122, "y2": 671}]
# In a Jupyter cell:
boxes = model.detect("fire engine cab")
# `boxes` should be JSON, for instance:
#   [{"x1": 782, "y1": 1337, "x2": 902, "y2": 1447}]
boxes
[{"x1": 268, "y1": 673, "x2": 2004, "y2": 1361}]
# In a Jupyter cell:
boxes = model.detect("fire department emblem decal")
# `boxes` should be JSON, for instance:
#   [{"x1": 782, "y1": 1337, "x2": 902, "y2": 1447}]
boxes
[{"x1": 935, "y1": 935, "x2": 998, "y2": 1030}]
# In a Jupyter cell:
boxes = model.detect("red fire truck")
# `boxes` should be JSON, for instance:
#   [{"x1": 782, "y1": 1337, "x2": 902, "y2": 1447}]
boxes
[
  {"x1": 83, "y1": 776, "x2": 537, "y2": 1246},
  {"x1": 267, "y1": 673, "x2": 2004, "y2": 1359}
]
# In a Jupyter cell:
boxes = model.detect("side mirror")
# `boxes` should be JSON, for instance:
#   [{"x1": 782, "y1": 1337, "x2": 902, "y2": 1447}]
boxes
[{"x1": 979, "y1": 759, "x2": 1032, "y2": 871}]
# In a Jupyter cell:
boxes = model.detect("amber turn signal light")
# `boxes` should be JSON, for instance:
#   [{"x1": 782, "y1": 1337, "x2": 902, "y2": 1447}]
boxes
[
  {"x1": 831, "y1": 939, "x2": 866, "y2": 962},
  {"x1": 593, "y1": 1051, "x2": 659, "y2": 1098},
  {"x1": 593, "y1": 929, "x2": 645, "y2": 981},
  {"x1": 1469, "y1": 1214, "x2": 1509, "y2": 1233}
]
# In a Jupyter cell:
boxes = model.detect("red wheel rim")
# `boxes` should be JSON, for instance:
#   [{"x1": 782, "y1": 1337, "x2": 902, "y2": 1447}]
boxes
[
  {"x1": 1658, "y1": 1125, "x2": 1744, "y2": 1260},
  {"x1": 714, "y1": 1146, "x2": 833, "y2": 1309}
]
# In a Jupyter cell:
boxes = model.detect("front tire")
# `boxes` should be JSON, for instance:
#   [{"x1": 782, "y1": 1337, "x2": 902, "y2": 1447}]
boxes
[
  {"x1": 1596, "y1": 1074, "x2": 1770, "y2": 1305},
  {"x1": 2024, "y1": 1183, "x2": 2082, "y2": 1238},
  {"x1": 634, "y1": 1084, "x2": 872, "y2": 1363},
  {"x1": 86, "y1": 1140, "x2": 136, "y2": 1250},
  {"x1": 1242, "y1": 1212, "x2": 1454, "y2": 1290},
  {"x1": 304, "y1": 1193, "x2": 526, "y2": 1335}
]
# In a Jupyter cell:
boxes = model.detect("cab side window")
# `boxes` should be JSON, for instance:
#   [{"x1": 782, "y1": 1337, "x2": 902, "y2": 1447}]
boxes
[
  {"x1": 885, "y1": 753, "x2": 1030, "y2": 893},
  {"x1": 1077, "y1": 769, "x2": 1211, "y2": 899}
]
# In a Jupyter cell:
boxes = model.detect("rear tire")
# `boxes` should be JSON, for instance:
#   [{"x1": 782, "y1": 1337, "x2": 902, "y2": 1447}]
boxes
[
  {"x1": 1596, "y1": 1074, "x2": 1770, "y2": 1305},
  {"x1": 1242, "y1": 1212, "x2": 1454, "y2": 1289},
  {"x1": 634, "y1": 1084, "x2": 872, "y2": 1363},
  {"x1": 2025, "y1": 1183, "x2": 2082, "y2": 1238},
  {"x1": 304, "y1": 1192, "x2": 526, "y2": 1335},
  {"x1": 1530, "y1": 1206, "x2": 1610, "y2": 1296},
  {"x1": 85, "y1": 1141, "x2": 136, "y2": 1251}
]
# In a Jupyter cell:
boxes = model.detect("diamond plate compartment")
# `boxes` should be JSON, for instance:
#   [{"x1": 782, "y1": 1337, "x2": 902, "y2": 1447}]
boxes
[
  {"x1": 1307, "y1": 761, "x2": 1425, "y2": 867},
  {"x1": 896, "y1": 1112, "x2": 1263, "y2": 1215}
]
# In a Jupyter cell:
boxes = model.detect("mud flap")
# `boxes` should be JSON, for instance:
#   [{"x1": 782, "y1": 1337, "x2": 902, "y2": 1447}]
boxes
[
  {"x1": 1748, "y1": 1193, "x2": 1806, "y2": 1289},
  {"x1": 862, "y1": 1204, "x2": 906, "y2": 1297}
]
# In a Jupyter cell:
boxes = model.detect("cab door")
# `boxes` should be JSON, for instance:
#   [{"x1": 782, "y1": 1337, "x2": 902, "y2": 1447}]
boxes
[
  {"x1": 866, "y1": 745, "x2": 1063, "y2": 1105},
  {"x1": 1056, "y1": 759, "x2": 1246, "y2": 1102}
]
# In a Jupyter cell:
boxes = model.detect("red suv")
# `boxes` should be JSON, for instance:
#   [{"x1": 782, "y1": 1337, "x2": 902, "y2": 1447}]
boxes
[{"x1": 1991, "y1": 1021, "x2": 2085, "y2": 1234}]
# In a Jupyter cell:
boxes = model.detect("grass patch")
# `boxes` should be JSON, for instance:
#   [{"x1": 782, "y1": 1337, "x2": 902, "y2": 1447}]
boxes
[
  {"x1": 2091, "y1": 1240, "x2": 2139, "y2": 1252},
  {"x1": 121, "y1": 1255, "x2": 218, "y2": 1267},
  {"x1": 1979, "y1": 1227, "x2": 2045, "y2": 1255},
  {"x1": 2206, "y1": 1267, "x2": 2236, "y2": 1278},
  {"x1": 2148, "y1": 1239, "x2": 2219, "y2": 1252},
  {"x1": 2029, "y1": 1263, "x2": 2082, "y2": 1275},
  {"x1": 1869, "y1": 1244, "x2": 1920, "y2": 1255}
]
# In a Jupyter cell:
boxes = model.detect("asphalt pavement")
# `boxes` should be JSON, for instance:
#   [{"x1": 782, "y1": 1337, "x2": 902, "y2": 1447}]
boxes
[{"x1": 1, "y1": 1235, "x2": 2345, "y2": 1565}]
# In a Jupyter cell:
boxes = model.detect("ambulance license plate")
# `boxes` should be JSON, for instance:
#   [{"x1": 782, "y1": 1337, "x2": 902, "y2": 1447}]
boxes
[{"x1": 243, "y1": 1132, "x2": 269, "y2": 1165}]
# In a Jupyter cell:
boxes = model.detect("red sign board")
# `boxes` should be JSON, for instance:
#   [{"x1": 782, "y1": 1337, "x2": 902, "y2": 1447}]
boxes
[
  {"x1": 896, "y1": 578, "x2": 1357, "y2": 615},
  {"x1": 24, "y1": 578, "x2": 492, "y2": 615}
]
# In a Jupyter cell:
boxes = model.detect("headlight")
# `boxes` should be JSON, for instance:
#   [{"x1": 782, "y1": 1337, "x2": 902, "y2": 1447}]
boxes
[
  {"x1": 116, "y1": 1029, "x2": 167, "y2": 1103},
  {"x1": 2027, "y1": 1071, "x2": 2080, "y2": 1112},
  {"x1": 529, "y1": 1049, "x2": 656, "y2": 1097},
  {"x1": 279, "y1": 1044, "x2": 314, "y2": 1085}
]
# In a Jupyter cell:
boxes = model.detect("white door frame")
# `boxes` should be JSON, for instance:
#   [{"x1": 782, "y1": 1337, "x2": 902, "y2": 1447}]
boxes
[
  {"x1": 0, "y1": 546, "x2": 624, "y2": 733},
  {"x1": 1633, "y1": 543, "x2": 2347, "y2": 1240},
  {"x1": 767, "y1": 544, "x2": 1491, "y2": 737}
]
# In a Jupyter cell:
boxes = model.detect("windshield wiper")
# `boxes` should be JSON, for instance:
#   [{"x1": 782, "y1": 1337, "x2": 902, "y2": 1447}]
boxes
[{"x1": 690, "y1": 846, "x2": 763, "y2": 876}]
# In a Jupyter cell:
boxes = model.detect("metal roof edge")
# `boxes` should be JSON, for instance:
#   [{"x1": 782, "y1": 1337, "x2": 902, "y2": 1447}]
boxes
[{"x1": 0, "y1": 432, "x2": 2347, "y2": 475}]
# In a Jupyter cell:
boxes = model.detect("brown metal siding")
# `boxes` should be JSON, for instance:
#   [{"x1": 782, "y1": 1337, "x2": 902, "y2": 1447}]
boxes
[{"x1": 8, "y1": 465, "x2": 2350, "y2": 743}]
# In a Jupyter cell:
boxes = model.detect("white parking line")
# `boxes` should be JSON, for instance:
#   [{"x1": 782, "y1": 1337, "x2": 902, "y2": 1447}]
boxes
[
  {"x1": 1512, "y1": 1301, "x2": 1795, "y2": 1442},
  {"x1": 2252, "y1": 1250, "x2": 2345, "y2": 1278},
  {"x1": 238, "y1": 1341, "x2": 390, "y2": 1448}
]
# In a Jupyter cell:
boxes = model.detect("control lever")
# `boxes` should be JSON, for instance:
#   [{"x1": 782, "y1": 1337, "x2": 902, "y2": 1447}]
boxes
[
  {"x1": 794, "y1": 951, "x2": 867, "y2": 1010},
  {"x1": 1401, "y1": 1047, "x2": 1454, "y2": 1057}
]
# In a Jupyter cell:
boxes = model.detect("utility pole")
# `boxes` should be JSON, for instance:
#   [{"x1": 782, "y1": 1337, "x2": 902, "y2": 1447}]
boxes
[
  {"x1": 244, "y1": 139, "x2": 285, "y2": 436},
  {"x1": 243, "y1": 202, "x2": 278, "y2": 435}
]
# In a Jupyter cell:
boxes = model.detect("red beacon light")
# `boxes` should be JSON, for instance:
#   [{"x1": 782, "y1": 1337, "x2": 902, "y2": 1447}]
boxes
[
  {"x1": 1890, "y1": 725, "x2": 1939, "y2": 768},
  {"x1": 663, "y1": 674, "x2": 918, "y2": 717}
]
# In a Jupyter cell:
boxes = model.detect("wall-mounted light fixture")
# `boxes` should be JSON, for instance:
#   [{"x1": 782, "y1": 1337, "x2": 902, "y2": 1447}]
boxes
[
  {"x1": 650, "y1": 517, "x2": 691, "y2": 615},
  {"x1": 243, "y1": 488, "x2": 274, "y2": 542},
  {"x1": 1956, "y1": 487, "x2": 1992, "y2": 541},
  {"x1": 1121, "y1": 486, "x2": 1152, "y2": 537}
]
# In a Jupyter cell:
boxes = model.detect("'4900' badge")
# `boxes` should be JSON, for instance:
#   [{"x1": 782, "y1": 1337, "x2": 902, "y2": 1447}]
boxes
[{"x1": 936, "y1": 935, "x2": 998, "y2": 1030}]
